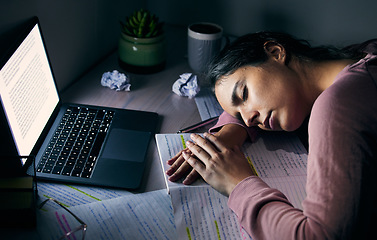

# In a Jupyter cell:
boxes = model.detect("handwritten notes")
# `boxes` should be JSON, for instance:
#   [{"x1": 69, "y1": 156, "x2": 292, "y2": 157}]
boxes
[
  {"x1": 241, "y1": 131, "x2": 308, "y2": 209},
  {"x1": 156, "y1": 131, "x2": 308, "y2": 239},
  {"x1": 36, "y1": 181, "x2": 132, "y2": 211},
  {"x1": 156, "y1": 133, "x2": 207, "y2": 192},
  {"x1": 38, "y1": 189, "x2": 176, "y2": 239},
  {"x1": 194, "y1": 87, "x2": 223, "y2": 120},
  {"x1": 170, "y1": 186, "x2": 252, "y2": 240}
]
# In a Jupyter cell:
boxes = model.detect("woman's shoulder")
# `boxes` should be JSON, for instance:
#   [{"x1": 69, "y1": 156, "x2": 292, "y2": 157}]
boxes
[
  {"x1": 310, "y1": 60, "x2": 377, "y2": 135},
  {"x1": 326, "y1": 49, "x2": 377, "y2": 105},
  {"x1": 315, "y1": 69, "x2": 376, "y2": 114}
]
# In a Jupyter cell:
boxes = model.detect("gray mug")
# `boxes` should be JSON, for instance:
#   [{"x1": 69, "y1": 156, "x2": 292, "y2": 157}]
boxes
[{"x1": 188, "y1": 22, "x2": 224, "y2": 74}]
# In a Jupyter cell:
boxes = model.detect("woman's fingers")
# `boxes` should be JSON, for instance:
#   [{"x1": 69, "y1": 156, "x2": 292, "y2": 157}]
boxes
[
  {"x1": 167, "y1": 150, "x2": 183, "y2": 166},
  {"x1": 186, "y1": 133, "x2": 219, "y2": 163},
  {"x1": 166, "y1": 151, "x2": 185, "y2": 176},
  {"x1": 166, "y1": 149, "x2": 202, "y2": 183},
  {"x1": 182, "y1": 150, "x2": 206, "y2": 175},
  {"x1": 166, "y1": 133, "x2": 227, "y2": 185},
  {"x1": 182, "y1": 169, "x2": 201, "y2": 185},
  {"x1": 189, "y1": 133, "x2": 226, "y2": 155},
  {"x1": 184, "y1": 132, "x2": 254, "y2": 196},
  {"x1": 202, "y1": 132, "x2": 226, "y2": 150},
  {"x1": 167, "y1": 162, "x2": 192, "y2": 182}
]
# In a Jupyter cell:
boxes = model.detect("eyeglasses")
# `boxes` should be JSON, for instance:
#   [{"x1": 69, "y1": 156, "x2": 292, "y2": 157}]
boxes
[{"x1": 39, "y1": 197, "x2": 87, "y2": 240}]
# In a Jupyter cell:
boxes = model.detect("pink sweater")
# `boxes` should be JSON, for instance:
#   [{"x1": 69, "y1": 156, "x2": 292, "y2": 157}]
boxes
[{"x1": 212, "y1": 43, "x2": 377, "y2": 239}]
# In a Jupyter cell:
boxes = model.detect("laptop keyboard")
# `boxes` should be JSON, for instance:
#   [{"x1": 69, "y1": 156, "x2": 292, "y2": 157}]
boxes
[{"x1": 37, "y1": 106, "x2": 114, "y2": 178}]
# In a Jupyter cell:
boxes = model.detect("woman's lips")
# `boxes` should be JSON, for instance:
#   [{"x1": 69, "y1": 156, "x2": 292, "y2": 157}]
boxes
[
  {"x1": 263, "y1": 111, "x2": 277, "y2": 130},
  {"x1": 264, "y1": 112, "x2": 272, "y2": 129},
  {"x1": 269, "y1": 113, "x2": 274, "y2": 130}
]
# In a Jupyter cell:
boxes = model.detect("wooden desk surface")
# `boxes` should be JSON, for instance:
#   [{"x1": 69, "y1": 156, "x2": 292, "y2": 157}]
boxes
[{"x1": 60, "y1": 25, "x2": 202, "y2": 192}]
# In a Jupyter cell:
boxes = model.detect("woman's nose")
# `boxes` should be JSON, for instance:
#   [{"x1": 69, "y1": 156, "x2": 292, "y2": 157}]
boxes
[{"x1": 240, "y1": 110, "x2": 259, "y2": 127}]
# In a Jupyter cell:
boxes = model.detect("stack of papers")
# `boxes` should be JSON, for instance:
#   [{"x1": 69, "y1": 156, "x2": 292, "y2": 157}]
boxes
[
  {"x1": 37, "y1": 189, "x2": 176, "y2": 239},
  {"x1": 156, "y1": 131, "x2": 308, "y2": 239}
]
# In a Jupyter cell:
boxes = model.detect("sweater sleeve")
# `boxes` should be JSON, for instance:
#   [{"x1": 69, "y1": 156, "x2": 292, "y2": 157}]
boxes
[
  {"x1": 209, "y1": 111, "x2": 258, "y2": 142},
  {"x1": 228, "y1": 177, "x2": 324, "y2": 240}
]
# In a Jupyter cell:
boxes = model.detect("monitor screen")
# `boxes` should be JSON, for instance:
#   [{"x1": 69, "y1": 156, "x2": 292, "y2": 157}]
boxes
[{"x1": 0, "y1": 23, "x2": 59, "y2": 158}]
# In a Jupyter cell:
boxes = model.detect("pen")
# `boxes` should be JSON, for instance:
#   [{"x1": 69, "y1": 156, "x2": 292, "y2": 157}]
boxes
[{"x1": 177, "y1": 116, "x2": 219, "y2": 133}]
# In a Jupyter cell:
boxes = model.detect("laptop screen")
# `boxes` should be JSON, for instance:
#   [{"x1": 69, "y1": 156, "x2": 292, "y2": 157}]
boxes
[{"x1": 0, "y1": 22, "x2": 59, "y2": 157}]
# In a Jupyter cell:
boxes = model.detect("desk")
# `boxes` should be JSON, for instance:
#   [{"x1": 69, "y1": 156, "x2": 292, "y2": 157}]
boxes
[
  {"x1": 61, "y1": 25, "x2": 202, "y2": 193},
  {"x1": 6, "y1": 25, "x2": 204, "y2": 239}
]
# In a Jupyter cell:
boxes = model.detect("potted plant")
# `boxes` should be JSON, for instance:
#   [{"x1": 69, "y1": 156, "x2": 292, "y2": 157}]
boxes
[{"x1": 118, "y1": 9, "x2": 166, "y2": 74}]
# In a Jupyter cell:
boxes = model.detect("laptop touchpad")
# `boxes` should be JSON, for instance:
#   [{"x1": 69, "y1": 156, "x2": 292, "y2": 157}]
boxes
[{"x1": 101, "y1": 128, "x2": 151, "y2": 162}]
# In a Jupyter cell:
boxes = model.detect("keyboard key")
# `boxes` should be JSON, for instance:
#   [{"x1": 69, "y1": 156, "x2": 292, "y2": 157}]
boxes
[
  {"x1": 40, "y1": 107, "x2": 113, "y2": 179},
  {"x1": 42, "y1": 167, "x2": 52, "y2": 173},
  {"x1": 81, "y1": 172, "x2": 92, "y2": 178},
  {"x1": 52, "y1": 166, "x2": 63, "y2": 174},
  {"x1": 62, "y1": 166, "x2": 73, "y2": 176},
  {"x1": 71, "y1": 170, "x2": 82, "y2": 177}
]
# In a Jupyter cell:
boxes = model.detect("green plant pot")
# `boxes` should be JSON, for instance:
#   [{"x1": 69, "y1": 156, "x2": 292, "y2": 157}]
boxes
[{"x1": 118, "y1": 32, "x2": 166, "y2": 74}]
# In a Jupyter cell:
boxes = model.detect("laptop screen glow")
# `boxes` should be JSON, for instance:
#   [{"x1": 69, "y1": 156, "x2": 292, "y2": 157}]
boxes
[{"x1": 0, "y1": 23, "x2": 59, "y2": 157}]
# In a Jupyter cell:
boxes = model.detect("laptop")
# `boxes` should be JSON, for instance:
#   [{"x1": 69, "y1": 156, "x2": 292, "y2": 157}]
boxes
[{"x1": 0, "y1": 17, "x2": 159, "y2": 189}]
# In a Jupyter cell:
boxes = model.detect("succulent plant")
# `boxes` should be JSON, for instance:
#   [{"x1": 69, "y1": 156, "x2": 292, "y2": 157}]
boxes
[{"x1": 120, "y1": 9, "x2": 164, "y2": 38}]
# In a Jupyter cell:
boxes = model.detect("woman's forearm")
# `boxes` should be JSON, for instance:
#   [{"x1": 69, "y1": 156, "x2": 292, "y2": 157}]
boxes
[{"x1": 213, "y1": 123, "x2": 248, "y2": 147}]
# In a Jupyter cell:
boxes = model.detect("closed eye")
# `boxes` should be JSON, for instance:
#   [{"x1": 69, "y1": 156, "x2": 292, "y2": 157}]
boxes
[
  {"x1": 242, "y1": 85, "x2": 248, "y2": 102},
  {"x1": 231, "y1": 79, "x2": 247, "y2": 106}
]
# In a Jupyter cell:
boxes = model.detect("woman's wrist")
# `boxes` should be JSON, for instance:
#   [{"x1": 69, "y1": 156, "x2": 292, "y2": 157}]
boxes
[{"x1": 214, "y1": 123, "x2": 248, "y2": 147}]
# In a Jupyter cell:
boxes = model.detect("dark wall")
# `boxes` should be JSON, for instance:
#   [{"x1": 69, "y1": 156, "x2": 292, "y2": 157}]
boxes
[
  {"x1": 150, "y1": 0, "x2": 377, "y2": 46},
  {"x1": 0, "y1": 0, "x2": 144, "y2": 91}
]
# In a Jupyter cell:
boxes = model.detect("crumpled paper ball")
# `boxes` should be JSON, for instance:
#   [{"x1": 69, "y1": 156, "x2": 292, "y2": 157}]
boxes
[
  {"x1": 172, "y1": 73, "x2": 200, "y2": 98},
  {"x1": 101, "y1": 70, "x2": 131, "y2": 91}
]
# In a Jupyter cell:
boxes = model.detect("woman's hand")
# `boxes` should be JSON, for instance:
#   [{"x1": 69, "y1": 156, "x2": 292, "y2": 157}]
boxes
[
  {"x1": 166, "y1": 149, "x2": 199, "y2": 185},
  {"x1": 166, "y1": 124, "x2": 248, "y2": 185},
  {"x1": 182, "y1": 133, "x2": 254, "y2": 196}
]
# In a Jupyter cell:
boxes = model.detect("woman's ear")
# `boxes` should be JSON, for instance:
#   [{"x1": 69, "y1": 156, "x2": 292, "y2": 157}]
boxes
[{"x1": 263, "y1": 41, "x2": 286, "y2": 63}]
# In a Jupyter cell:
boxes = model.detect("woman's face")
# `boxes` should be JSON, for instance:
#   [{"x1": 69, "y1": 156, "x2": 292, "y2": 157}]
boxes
[{"x1": 215, "y1": 59, "x2": 309, "y2": 132}]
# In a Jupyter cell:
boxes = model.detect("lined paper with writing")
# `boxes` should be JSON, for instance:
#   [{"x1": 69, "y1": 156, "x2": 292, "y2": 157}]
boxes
[
  {"x1": 156, "y1": 131, "x2": 308, "y2": 239},
  {"x1": 38, "y1": 189, "x2": 176, "y2": 239},
  {"x1": 242, "y1": 131, "x2": 307, "y2": 209},
  {"x1": 194, "y1": 88, "x2": 223, "y2": 120},
  {"x1": 156, "y1": 131, "x2": 308, "y2": 209}
]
